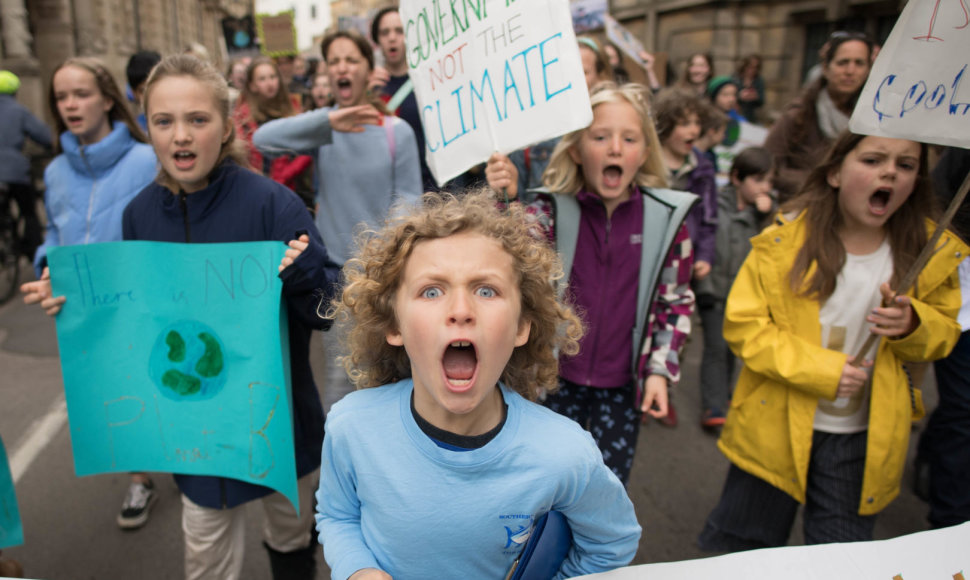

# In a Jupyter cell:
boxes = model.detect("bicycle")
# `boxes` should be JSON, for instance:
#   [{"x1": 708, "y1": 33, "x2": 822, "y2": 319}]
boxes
[{"x1": 0, "y1": 181, "x2": 23, "y2": 304}]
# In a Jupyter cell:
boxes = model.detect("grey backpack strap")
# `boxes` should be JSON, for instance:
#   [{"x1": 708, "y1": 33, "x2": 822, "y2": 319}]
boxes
[{"x1": 550, "y1": 193, "x2": 581, "y2": 297}]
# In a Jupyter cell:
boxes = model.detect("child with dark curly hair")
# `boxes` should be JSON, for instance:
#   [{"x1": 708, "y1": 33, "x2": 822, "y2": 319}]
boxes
[{"x1": 315, "y1": 189, "x2": 641, "y2": 580}]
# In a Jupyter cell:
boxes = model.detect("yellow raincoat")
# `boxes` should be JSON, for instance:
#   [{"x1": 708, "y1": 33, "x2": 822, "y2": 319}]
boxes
[{"x1": 719, "y1": 212, "x2": 967, "y2": 515}]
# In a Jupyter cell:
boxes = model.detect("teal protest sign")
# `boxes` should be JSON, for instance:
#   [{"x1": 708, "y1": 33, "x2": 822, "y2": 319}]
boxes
[
  {"x1": 48, "y1": 241, "x2": 299, "y2": 509},
  {"x1": 0, "y1": 435, "x2": 23, "y2": 549}
]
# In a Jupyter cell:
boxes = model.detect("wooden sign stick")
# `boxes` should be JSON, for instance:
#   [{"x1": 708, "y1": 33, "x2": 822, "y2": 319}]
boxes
[{"x1": 851, "y1": 170, "x2": 970, "y2": 366}]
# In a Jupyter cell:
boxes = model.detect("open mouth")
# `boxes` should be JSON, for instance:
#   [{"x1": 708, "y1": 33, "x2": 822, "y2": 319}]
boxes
[
  {"x1": 603, "y1": 164, "x2": 623, "y2": 189},
  {"x1": 442, "y1": 340, "x2": 478, "y2": 390},
  {"x1": 67, "y1": 116, "x2": 83, "y2": 125},
  {"x1": 335, "y1": 78, "x2": 354, "y2": 101},
  {"x1": 869, "y1": 188, "x2": 891, "y2": 215},
  {"x1": 174, "y1": 150, "x2": 196, "y2": 169}
]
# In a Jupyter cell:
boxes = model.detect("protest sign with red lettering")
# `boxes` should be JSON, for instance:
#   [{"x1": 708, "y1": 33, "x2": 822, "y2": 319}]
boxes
[
  {"x1": 849, "y1": 0, "x2": 970, "y2": 147},
  {"x1": 399, "y1": 0, "x2": 592, "y2": 186}
]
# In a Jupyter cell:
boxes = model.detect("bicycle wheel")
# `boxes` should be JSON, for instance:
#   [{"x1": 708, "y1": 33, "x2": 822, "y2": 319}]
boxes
[{"x1": 0, "y1": 187, "x2": 21, "y2": 304}]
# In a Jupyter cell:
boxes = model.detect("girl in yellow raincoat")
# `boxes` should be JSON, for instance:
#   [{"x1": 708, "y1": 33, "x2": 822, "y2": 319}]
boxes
[{"x1": 698, "y1": 131, "x2": 967, "y2": 550}]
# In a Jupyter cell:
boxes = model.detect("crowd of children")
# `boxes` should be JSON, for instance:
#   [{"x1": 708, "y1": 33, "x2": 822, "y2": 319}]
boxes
[{"x1": 4, "y1": 8, "x2": 968, "y2": 580}]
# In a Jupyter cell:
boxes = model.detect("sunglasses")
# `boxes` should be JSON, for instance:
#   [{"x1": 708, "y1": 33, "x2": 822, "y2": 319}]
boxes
[{"x1": 829, "y1": 30, "x2": 869, "y2": 42}]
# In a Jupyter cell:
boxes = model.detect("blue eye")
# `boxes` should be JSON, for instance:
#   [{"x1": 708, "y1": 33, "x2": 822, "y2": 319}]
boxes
[
  {"x1": 476, "y1": 287, "x2": 496, "y2": 298},
  {"x1": 422, "y1": 287, "x2": 441, "y2": 299}
]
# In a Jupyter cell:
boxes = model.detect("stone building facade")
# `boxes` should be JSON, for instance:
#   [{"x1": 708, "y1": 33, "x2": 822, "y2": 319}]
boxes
[
  {"x1": 3, "y1": 0, "x2": 904, "y2": 124},
  {"x1": 0, "y1": 0, "x2": 251, "y2": 121},
  {"x1": 329, "y1": 0, "x2": 381, "y2": 21},
  {"x1": 613, "y1": 0, "x2": 902, "y2": 122},
  {"x1": 329, "y1": 0, "x2": 902, "y2": 122}
]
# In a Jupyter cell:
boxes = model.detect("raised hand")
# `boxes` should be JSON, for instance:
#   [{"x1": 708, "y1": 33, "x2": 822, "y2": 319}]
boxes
[
  {"x1": 20, "y1": 267, "x2": 66, "y2": 316},
  {"x1": 279, "y1": 234, "x2": 311, "y2": 273},
  {"x1": 329, "y1": 105, "x2": 383, "y2": 133},
  {"x1": 484, "y1": 152, "x2": 519, "y2": 199}
]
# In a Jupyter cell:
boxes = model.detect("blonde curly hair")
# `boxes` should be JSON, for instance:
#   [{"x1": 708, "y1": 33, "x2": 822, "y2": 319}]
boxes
[{"x1": 334, "y1": 188, "x2": 584, "y2": 400}]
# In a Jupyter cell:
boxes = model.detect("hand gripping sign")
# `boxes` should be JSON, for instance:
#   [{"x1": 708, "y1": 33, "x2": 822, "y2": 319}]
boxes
[
  {"x1": 848, "y1": 0, "x2": 970, "y2": 366},
  {"x1": 400, "y1": 0, "x2": 593, "y2": 187}
]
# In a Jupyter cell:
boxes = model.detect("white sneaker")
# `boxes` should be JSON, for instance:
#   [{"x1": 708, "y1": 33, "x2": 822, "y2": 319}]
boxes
[{"x1": 117, "y1": 479, "x2": 156, "y2": 529}]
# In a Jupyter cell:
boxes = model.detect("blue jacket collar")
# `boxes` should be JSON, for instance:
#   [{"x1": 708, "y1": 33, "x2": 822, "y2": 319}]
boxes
[
  {"x1": 159, "y1": 160, "x2": 239, "y2": 222},
  {"x1": 60, "y1": 121, "x2": 139, "y2": 176}
]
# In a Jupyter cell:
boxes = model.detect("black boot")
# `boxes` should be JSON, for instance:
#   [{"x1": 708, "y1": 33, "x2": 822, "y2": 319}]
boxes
[{"x1": 264, "y1": 541, "x2": 317, "y2": 580}]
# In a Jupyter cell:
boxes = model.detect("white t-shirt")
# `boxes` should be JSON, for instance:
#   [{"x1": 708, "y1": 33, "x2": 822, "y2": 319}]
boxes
[
  {"x1": 814, "y1": 239, "x2": 894, "y2": 434},
  {"x1": 957, "y1": 257, "x2": 970, "y2": 331}
]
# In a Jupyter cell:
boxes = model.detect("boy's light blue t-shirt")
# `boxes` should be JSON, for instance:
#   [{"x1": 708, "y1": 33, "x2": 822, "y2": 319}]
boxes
[{"x1": 316, "y1": 379, "x2": 641, "y2": 580}]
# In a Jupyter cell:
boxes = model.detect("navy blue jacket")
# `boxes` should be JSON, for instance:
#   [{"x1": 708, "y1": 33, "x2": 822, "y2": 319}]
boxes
[
  {"x1": 123, "y1": 161, "x2": 341, "y2": 509},
  {"x1": 0, "y1": 94, "x2": 52, "y2": 184}
]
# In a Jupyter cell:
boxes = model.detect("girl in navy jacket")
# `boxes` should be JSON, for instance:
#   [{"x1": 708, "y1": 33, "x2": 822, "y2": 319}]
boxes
[{"x1": 124, "y1": 54, "x2": 340, "y2": 580}]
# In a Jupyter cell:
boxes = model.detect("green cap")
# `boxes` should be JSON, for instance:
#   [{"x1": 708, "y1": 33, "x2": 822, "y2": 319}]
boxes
[
  {"x1": 0, "y1": 70, "x2": 21, "y2": 95},
  {"x1": 706, "y1": 75, "x2": 737, "y2": 99}
]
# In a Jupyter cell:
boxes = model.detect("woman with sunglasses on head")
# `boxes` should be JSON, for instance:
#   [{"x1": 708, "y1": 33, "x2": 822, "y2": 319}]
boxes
[{"x1": 764, "y1": 31, "x2": 873, "y2": 203}]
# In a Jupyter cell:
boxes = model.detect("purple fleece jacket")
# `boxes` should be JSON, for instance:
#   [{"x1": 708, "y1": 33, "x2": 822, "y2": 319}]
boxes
[
  {"x1": 558, "y1": 190, "x2": 641, "y2": 388},
  {"x1": 681, "y1": 149, "x2": 718, "y2": 266}
]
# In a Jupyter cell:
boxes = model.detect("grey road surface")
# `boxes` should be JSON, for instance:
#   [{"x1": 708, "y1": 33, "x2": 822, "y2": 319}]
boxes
[{"x1": 0, "y1": 268, "x2": 936, "y2": 579}]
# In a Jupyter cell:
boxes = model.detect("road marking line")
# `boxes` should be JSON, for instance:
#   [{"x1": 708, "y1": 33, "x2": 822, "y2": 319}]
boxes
[{"x1": 10, "y1": 395, "x2": 68, "y2": 483}]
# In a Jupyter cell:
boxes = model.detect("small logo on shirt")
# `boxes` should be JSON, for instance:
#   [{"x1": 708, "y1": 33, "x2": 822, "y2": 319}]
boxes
[
  {"x1": 630, "y1": 234, "x2": 642, "y2": 245},
  {"x1": 500, "y1": 513, "x2": 534, "y2": 551}
]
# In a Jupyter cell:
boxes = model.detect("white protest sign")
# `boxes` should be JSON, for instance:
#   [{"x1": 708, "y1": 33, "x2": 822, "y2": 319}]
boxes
[
  {"x1": 576, "y1": 521, "x2": 970, "y2": 579},
  {"x1": 849, "y1": 0, "x2": 970, "y2": 148},
  {"x1": 605, "y1": 14, "x2": 646, "y2": 67},
  {"x1": 571, "y1": 0, "x2": 607, "y2": 33},
  {"x1": 400, "y1": 0, "x2": 593, "y2": 186},
  {"x1": 712, "y1": 120, "x2": 769, "y2": 186}
]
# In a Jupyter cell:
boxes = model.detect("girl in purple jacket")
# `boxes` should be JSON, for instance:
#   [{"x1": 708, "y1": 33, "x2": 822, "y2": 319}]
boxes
[{"x1": 486, "y1": 83, "x2": 696, "y2": 485}]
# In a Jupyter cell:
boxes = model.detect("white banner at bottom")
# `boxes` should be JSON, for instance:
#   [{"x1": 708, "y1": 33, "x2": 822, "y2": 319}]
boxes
[{"x1": 577, "y1": 522, "x2": 970, "y2": 580}]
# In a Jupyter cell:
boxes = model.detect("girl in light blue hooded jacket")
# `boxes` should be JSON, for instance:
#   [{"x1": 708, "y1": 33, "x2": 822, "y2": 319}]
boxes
[
  {"x1": 28, "y1": 57, "x2": 157, "y2": 279},
  {"x1": 20, "y1": 57, "x2": 158, "y2": 532}
]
